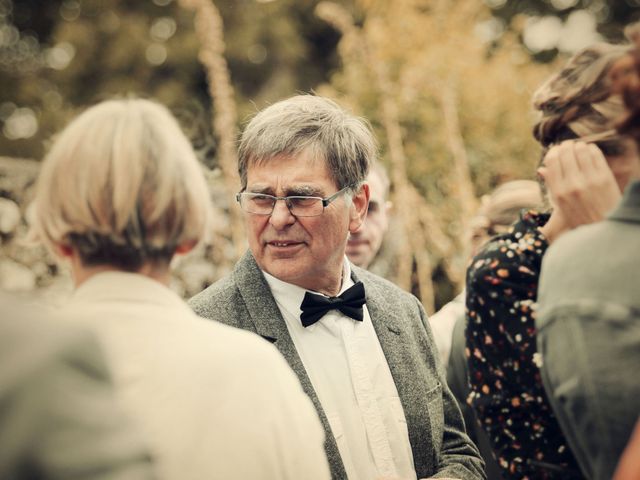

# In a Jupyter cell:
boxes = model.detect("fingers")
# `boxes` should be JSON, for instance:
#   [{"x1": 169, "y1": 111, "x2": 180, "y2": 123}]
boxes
[
  {"x1": 558, "y1": 140, "x2": 581, "y2": 184},
  {"x1": 587, "y1": 142, "x2": 607, "y2": 170},
  {"x1": 586, "y1": 143, "x2": 616, "y2": 183},
  {"x1": 574, "y1": 141, "x2": 594, "y2": 175},
  {"x1": 539, "y1": 146, "x2": 561, "y2": 203},
  {"x1": 541, "y1": 139, "x2": 622, "y2": 228}
]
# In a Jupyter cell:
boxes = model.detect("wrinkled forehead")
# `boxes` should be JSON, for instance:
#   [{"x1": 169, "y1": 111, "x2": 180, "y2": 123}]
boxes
[
  {"x1": 248, "y1": 143, "x2": 323, "y2": 167},
  {"x1": 245, "y1": 149, "x2": 338, "y2": 188}
]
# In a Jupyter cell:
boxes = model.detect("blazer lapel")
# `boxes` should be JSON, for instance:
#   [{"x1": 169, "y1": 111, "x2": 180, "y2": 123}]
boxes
[
  {"x1": 233, "y1": 252, "x2": 288, "y2": 344},
  {"x1": 351, "y1": 268, "x2": 405, "y2": 359},
  {"x1": 609, "y1": 180, "x2": 640, "y2": 224},
  {"x1": 233, "y1": 252, "x2": 347, "y2": 479}
]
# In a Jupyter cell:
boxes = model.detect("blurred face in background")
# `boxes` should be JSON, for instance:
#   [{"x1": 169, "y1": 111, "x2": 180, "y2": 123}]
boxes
[
  {"x1": 601, "y1": 137, "x2": 640, "y2": 190},
  {"x1": 346, "y1": 169, "x2": 390, "y2": 268}
]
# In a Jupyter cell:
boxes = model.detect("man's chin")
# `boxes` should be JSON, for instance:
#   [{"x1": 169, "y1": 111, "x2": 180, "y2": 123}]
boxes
[
  {"x1": 346, "y1": 247, "x2": 360, "y2": 258},
  {"x1": 346, "y1": 252, "x2": 369, "y2": 268}
]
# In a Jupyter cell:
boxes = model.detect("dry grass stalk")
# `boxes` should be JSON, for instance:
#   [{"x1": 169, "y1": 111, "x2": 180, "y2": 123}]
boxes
[
  {"x1": 178, "y1": 0, "x2": 245, "y2": 261},
  {"x1": 440, "y1": 83, "x2": 478, "y2": 224},
  {"x1": 367, "y1": 55, "x2": 415, "y2": 293},
  {"x1": 316, "y1": 3, "x2": 414, "y2": 291},
  {"x1": 317, "y1": 2, "x2": 459, "y2": 310}
]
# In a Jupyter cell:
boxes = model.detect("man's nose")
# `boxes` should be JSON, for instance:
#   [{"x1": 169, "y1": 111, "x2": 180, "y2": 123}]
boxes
[{"x1": 269, "y1": 199, "x2": 296, "y2": 229}]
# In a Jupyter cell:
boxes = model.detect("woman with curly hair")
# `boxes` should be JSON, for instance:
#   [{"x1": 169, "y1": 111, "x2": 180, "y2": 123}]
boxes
[
  {"x1": 465, "y1": 38, "x2": 637, "y2": 479},
  {"x1": 536, "y1": 26, "x2": 640, "y2": 480}
]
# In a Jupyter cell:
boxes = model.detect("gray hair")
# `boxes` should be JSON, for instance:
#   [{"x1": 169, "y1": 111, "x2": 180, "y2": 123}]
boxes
[{"x1": 238, "y1": 95, "x2": 376, "y2": 191}]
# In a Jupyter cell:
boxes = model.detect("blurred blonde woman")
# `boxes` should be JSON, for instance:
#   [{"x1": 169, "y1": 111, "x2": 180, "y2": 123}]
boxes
[
  {"x1": 32, "y1": 98, "x2": 330, "y2": 480},
  {"x1": 465, "y1": 40, "x2": 637, "y2": 480}
]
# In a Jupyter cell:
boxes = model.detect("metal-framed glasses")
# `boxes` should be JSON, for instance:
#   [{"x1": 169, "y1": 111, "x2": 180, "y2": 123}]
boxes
[{"x1": 236, "y1": 185, "x2": 354, "y2": 217}]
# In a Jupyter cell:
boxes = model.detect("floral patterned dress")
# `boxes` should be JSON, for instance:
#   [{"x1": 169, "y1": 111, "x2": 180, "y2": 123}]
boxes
[{"x1": 465, "y1": 210, "x2": 583, "y2": 479}]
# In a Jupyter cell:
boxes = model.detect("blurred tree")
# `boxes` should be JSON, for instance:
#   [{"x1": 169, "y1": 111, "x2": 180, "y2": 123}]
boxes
[
  {"x1": 487, "y1": 0, "x2": 639, "y2": 61},
  {"x1": 0, "y1": 0, "x2": 636, "y2": 307},
  {"x1": 0, "y1": 0, "x2": 346, "y2": 160},
  {"x1": 316, "y1": 0, "x2": 556, "y2": 310}
]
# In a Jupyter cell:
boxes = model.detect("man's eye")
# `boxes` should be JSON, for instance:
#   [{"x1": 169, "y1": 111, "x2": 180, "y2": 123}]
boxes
[
  {"x1": 251, "y1": 195, "x2": 273, "y2": 205},
  {"x1": 289, "y1": 197, "x2": 318, "y2": 207}
]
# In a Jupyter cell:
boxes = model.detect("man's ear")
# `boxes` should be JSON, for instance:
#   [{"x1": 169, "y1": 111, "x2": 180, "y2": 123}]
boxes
[
  {"x1": 175, "y1": 240, "x2": 197, "y2": 256},
  {"x1": 54, "y1": 243, "x2": 74, "y2": 258},
  {"x1": 348, "y1": 183, "x2": 370, "y2": 233}
]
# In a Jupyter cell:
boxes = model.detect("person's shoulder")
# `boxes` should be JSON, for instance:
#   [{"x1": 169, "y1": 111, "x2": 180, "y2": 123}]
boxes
[
  {"x1": 474, "y1": 210, "x2": 548, "y2": 263},
  {"x1": 545, "y1": 220, "x2": 613, "y2": 265},
  {"x1": 467, "y1": 211, "x2": 549, "y2": 289},
  {"x1": 192, "y1": 315, "x2": 299, "y2": 382},
  {"x1": 0, "y1": 301, "x2": 105, "y2": 394},
  {"x1": 1, "y1": 300, "x2": 93, "y2": 364},
  {"x1": 354, "y1": 267, "x2": 429, "y2": 329},
  {"x1": 539, "y1": 220, "x2": 620, "y2": 300},
  {"x1": 431, "y1": 294, "x2": 465, "y2": 322},
  {"x1": 355, "y1": 265, "x2": 418, "y2": 303},
  {"x1": 188, "y1": 271, "x2": 238, "y2": 317}
]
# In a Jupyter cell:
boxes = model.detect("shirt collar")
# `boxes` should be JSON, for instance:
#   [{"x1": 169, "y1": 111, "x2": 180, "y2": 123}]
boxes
[
  {"x1": 262, "y1": 257, "x2": 354, "y2": 327},
  {"x1": 263, "y1": 257, "x2": 353, "y2": 296}
]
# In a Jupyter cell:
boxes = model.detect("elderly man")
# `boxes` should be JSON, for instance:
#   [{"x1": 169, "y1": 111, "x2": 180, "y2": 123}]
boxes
[
  {"x1": 190, "y1": 95, "x2": 484, "y2": 480},
  {"x1": 346, "y1": 161, "x2": 391, "y2": 269}
]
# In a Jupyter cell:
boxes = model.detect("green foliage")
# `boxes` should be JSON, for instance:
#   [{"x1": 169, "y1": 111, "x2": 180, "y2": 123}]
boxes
[
  {"x1": 0, "y1": 0, "x2": 345, "y2": 160},
  {"x1": 0, "y1": 0, "x2": 635, "y2": 305}
]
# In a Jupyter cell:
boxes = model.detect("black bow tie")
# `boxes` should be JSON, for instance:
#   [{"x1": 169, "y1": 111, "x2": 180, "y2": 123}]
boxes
[{"x1": 300, "y1": 281, "x2": 366, "y2": 327}]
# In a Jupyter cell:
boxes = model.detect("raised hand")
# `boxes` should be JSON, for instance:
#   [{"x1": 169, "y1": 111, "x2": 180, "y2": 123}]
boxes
[{"x1": 537, "y1": 140, "x2": 621, "y2": 243}]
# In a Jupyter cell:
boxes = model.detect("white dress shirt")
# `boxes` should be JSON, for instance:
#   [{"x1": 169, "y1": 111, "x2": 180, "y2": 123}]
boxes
[
  {"x1": 60, "y1": 271, "x2": 330, "y2": 480},
  {"x1": 428, "y1": 292, "x2": 465, "y2": 366},
  {"x1": 264, "y1": 259, "x2": 417, "y2": 480}
]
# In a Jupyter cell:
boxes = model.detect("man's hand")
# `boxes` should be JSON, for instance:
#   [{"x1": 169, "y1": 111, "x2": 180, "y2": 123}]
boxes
[{"x1": 538, "y1": 140, "x2": 621, "y2": 243}]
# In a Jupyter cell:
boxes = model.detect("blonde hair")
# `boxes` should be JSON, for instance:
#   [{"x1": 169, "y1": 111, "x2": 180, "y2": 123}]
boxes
[
  {"x1": 33, "y1": 98, "x2": 212, "y2": 270},
  {"x1": 532, "y1": 42, "x2": 632, "y2": 151}
]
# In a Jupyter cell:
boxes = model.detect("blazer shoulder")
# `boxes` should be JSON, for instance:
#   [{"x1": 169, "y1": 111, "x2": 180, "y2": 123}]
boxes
[
  {"x1": 355, "y1": 267, "x2": 425, "y2": 323},
  {"x1": 356, "y1": 267, "x2": 419, "y2": 303},
  {"x1": 188, "y1": 272, "x2": 241, "y2": 321}
]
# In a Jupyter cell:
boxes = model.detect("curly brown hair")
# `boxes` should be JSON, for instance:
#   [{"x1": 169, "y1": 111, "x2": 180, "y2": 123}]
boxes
[
  {"x1": 532, "y1": 42, "x2": 631, "y2": 153},
  {"x1": 615, "y1": 23, "x2": 640, "y2": 144}
]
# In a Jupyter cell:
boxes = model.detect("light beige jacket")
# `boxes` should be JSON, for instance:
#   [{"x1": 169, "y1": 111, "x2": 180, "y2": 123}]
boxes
[{"x1": 62, "y1": 271, "x2": 330, "y2": 480}]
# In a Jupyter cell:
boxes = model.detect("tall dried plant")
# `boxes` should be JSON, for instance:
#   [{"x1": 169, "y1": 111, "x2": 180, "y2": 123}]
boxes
[
  {"x1": 178, "y1": 0, "x2": 245, "y2": 262},
  {"x1": 317, "y1": 0, "x2": 554, "y2": 311},
  {"x1": 317, "y1": 2, "x2": 457, "y2": 311}
]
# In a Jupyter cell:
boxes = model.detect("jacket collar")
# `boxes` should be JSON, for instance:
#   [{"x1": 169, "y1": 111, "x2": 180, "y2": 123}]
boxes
[
  {"x1": 232, "y1": 252, "x2": 403, "y2": 342},
  {"x1": 232, "y1": 252, "x2": 289, "y2": 344},
  {"x1": 609, "y1": 179, "x2": 640, "y2": 224},
  {"x1": 70, "y1": 271, "x2": 187, "y2": 311},
  {"x1": 232, "y1": 251, "x2": 348, "y2": 478}
]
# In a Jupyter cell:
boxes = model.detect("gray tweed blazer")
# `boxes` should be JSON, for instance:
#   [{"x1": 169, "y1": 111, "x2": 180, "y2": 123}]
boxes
[{"x1": 189, "y1": 252, "x2": 485, "y2": 480}]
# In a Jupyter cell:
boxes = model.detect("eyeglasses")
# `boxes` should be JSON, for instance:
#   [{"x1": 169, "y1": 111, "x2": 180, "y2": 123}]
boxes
[{"x1": 236, "y1": 185, "x2": 354, "y2": 217}]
